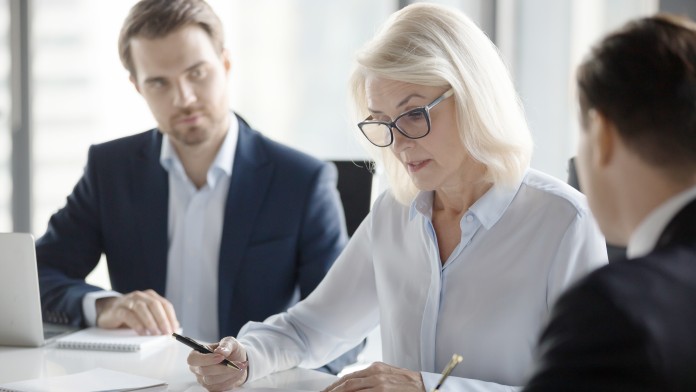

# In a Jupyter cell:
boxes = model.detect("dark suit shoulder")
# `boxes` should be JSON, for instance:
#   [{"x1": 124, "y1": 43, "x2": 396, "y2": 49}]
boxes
[
  {"x1": 254, "y1": 132, "x2": 327, "y2": 171},
  {"x1": 578, "y1": 246, "x2": 696, "y2": 319},
  {"x1": 527, "y1": 246, "x2": 696, "y2": 391},
  {"x1": 88, "y1": 129, "x2": 160, "y2": 161},
  {"x1": 239, "y1": 122, "x2": 331, "y2": 184}
]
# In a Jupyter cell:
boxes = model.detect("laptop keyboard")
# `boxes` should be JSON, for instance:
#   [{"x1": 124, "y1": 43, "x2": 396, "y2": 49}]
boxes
[
  {"x1": 43, "y1": 323, "x2": 78, "y2": 340},
  {"x1": 44, "y1": 329, "x2": 65, "y2": 339}
]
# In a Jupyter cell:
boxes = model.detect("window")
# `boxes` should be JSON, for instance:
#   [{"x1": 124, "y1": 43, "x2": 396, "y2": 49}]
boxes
[
  {"x1": 30, "y1": 0, "x2": 386, "y2": 235},
  {"x1": 0, "y1": 0, "x2": 10, "y2": 232},
  {"x1": 32, "y1": 0, "x2": 151, "y2": 233}
]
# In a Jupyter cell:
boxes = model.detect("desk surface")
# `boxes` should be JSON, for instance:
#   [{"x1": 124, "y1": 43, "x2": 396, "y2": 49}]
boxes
[{"x1": 0, "y1": 339, "x2": 336, "y2": 391}]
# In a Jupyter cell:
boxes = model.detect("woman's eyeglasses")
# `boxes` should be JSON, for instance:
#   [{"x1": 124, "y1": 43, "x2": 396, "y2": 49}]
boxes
[{"x1": 357, "y1": 88, "x2": 454, "y2": 147}]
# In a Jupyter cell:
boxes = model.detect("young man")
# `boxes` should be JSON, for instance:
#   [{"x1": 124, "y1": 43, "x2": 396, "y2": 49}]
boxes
[
  {"x1": 525, "y1": 14, "x2": 696, "y2": 390},
  {"x1": 37, "y1": 0, "x2": 356, "y2": 373}
]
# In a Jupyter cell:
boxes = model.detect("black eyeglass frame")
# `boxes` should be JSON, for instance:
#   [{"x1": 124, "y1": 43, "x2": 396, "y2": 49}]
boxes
[{"x1": 357, "y1": 88, "x2": 454, "y2": 147}]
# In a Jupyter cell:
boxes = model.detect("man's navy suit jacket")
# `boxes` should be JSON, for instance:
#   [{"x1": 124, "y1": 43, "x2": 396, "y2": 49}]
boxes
[
  {"x1": 524, "y1": 198, "x2": 696, "y2": 391},
  {"x1": 36, "y1": 115, "x2": 348, "y2": 339}
]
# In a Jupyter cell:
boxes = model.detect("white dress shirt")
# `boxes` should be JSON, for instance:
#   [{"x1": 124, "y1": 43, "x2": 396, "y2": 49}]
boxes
[
  {"x1": 82, "y1": 120, "x2": 238, "y2": 343},
  {"x1": 238, "y1": 168, "x2": 608, "y2": 391},
  {"x1": 161, "y1": 121, "x2": 238, "y2": 342},
  {"x1": 628, "y1": 184, "x2": 696, "y2": 259}
]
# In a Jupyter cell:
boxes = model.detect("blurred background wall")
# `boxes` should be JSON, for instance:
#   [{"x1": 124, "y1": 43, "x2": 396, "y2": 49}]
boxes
[
  {"x1": 3, "y1": 0, "x2": 696, "y2": 289},
  {"x1": 6, "y1": 0, "x2": 696, "y2": 235}
]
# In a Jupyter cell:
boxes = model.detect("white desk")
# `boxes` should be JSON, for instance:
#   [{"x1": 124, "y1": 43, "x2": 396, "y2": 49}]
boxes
[{"x1": 0, "y1": 340, "x2": 336, "y2": 391}]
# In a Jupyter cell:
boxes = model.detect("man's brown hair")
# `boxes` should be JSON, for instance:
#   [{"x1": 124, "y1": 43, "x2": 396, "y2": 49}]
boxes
[
  {"x1": 577, "y1": 14, "x2": 696, "y2": 176},
  {"x1": 118, "y1": 0, "x2": 224, "y2": 77}
]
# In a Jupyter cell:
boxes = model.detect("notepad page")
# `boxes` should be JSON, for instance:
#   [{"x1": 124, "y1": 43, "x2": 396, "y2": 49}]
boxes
[
  {"x1": 0, "y1": 368, "x2": 166, "y2": 392},
  {"x1": 55, "y1": 327, "x2": 170, "y2": 352}
]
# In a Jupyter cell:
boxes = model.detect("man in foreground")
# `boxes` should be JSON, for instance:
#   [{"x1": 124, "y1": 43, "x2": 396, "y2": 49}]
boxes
[{"x1": 525, "y1": 14, "x2": 696, "y2": 391}]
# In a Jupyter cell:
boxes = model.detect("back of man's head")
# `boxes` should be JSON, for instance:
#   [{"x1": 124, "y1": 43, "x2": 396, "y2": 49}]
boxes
[{"x1": 577, "y1": 14, "x2": 696, "y2": 180}]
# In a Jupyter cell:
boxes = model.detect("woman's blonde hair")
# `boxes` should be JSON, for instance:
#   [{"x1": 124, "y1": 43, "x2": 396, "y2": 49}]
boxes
[{"x1": 349, "y1": 3, "x2": 532, "y2": 205}]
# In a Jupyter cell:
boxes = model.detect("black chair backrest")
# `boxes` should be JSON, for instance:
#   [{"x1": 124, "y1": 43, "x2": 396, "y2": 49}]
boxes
[{"x1": 332, "y1": 160, "x2": 374, "y2": 237}]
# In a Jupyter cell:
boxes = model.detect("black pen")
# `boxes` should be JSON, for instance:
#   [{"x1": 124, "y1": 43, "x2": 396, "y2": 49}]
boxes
[{"x1": 172, "y1": 332, "x2": 243, "y2": 370}]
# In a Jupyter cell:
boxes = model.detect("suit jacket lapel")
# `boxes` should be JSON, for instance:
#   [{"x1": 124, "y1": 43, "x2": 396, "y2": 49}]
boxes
[
  {"x1": 133, "y1": 130, "x2": 169, "y2": 294},
  {"x1": 217, "y1": 117, "x2": 273, "y2": 331}
]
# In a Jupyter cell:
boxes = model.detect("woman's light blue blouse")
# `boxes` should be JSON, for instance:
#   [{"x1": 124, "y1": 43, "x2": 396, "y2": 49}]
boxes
[{"x1": 238, "y1": 168, "x2": 608, "y2": 391}]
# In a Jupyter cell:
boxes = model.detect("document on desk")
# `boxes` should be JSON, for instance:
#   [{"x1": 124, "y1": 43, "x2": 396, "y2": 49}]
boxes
[
  {"x1": 232, "y1": 387, "x2": 314, "y2": 392},
  {"x1": 184, "y1": 385, "x2": 316, "y2": 392},
  {"x1": 234, "y1": 389, "x2": 311, "y2": 392},
  {"x1": 0, "y1": 368, "x2": 166, "y2": 392},
  {"x1": 183, "y1": 387, "x2": 312, "y2": 392},
  {"x1": 242, "y1": 389, "x2": 312, "y2": 391}
]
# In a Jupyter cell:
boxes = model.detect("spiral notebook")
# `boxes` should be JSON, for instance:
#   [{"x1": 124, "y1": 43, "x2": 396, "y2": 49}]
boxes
[{"x1": 55, "y1": 327, "x2": 170, "y2": 352}]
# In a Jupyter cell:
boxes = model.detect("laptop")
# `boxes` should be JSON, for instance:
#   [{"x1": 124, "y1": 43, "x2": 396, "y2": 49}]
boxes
[{"x1": 0, "y1": 232, "x2": 76, "y2": 347}]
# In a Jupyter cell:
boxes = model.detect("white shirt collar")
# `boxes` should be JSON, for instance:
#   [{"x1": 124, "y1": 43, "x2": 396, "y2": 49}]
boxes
[
  {"x1": 159, "y1": 117, "x2": 239, "y2": 188},
  {"x1": 627, "y1": 184, "x2": 696, "y2": 258},
  {"x1": 408, "y1": 176, "x2": 522, "y2": 230}
]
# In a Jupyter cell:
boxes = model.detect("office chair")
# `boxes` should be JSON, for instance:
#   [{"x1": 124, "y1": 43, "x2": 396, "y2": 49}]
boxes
[
  {"x1": 313, "y1": 160, "x2": 374, "y2": 374},
  {"x1": 567, "y1": 157, "x2": 626, "y2": 262},
  {"x1": 331, "y1": 160, "x2": 374, "y2": 237}
]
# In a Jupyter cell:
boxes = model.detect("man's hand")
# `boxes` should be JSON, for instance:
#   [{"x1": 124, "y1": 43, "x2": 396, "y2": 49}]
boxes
[
  {"x1": 96, "y1": 289, "x2": 179, "y2": 335},
  {"x1": 188, "y1": 336, "x2": 249, "y2": 392},
  {"x1": 322, "y1": 362, "x2": 425, "y2": 392}
]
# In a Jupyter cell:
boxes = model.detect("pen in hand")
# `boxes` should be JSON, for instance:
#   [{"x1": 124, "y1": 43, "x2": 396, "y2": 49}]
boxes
[
  {"x1": 172, "y1": 332, "x2": 244, "y2": 371},
  {"x1": 431, "y1": 353, "x2": 463, "y2": 392}
]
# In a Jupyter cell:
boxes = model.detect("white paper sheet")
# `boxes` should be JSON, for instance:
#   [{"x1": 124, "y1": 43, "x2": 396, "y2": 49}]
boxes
[{"x1": 0, "y1": 368, "x2": 166, "y2": 392}]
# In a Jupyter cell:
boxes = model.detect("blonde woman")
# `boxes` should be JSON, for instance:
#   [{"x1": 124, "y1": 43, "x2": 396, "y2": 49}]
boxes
[{"x1": 189, "y1": 4, "x2": 608, "y2": 391}]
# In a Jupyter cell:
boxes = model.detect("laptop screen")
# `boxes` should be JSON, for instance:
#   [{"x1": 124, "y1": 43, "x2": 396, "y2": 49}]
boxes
[{"x1": 0, "y1": 233, "x2": 50, "y2": 347}]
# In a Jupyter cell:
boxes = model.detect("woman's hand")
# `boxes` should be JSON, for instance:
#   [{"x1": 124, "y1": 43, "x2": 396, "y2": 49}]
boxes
[
  {"x1": 323, "y1": 362, "x2": 426, "y2": 392},
  {"x1": 187, "y1": 336, "x2": 249, "y2": 392}
]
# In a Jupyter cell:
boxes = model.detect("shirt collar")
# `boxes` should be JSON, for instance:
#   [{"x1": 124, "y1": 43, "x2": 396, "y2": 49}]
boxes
[
  {"x1": 628, "y1": 184, "x2": 696, "y2": 258},
  {"x1": 408, "y1": 175, "x2": 522, "y2": 229},
  {"x1": 409, "y1": 191, "x2": 434, "y2": 220},
  {"x1": 159, "y1": 117, "x2": 239, "y2": 188}
]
